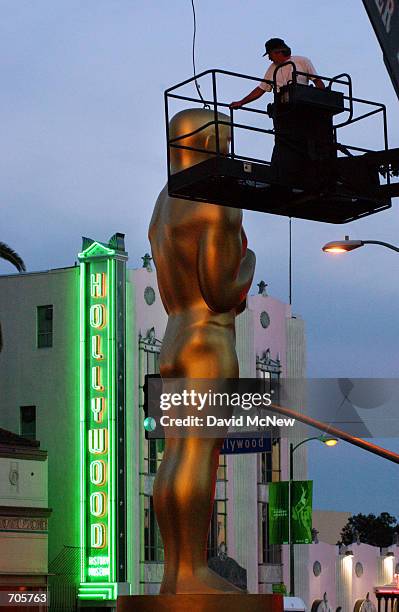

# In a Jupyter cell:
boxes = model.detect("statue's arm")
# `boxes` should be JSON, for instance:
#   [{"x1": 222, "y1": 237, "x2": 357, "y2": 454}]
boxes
[{"x1": 198, "y1": 211, "x2": 255, "y2": 313}]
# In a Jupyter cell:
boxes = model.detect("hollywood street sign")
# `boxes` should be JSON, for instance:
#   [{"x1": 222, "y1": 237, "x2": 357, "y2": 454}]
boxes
[{"x1": 221, "y1": 436, "x2": 272, "y2": 454}]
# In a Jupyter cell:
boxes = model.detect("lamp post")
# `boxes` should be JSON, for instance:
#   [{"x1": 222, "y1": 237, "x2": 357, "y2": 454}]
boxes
[
  {"x1": 322, "y1": 235, "x2": 399, "y2": 254},
  {"x1": 289, "y1": 434, "x2": 338, "y2": 596}
]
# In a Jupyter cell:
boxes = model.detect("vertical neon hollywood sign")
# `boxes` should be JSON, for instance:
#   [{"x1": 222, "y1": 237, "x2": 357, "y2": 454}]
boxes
[{"x1": 78, "y1": 234, "x2": 127, "y2": 602}]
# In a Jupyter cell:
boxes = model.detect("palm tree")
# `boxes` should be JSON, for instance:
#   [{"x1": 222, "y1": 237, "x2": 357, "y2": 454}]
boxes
[
  {"x1": 0, "y1": 242, "x2": 26, "y2": 273},
  {"x1": 0, "y1": 242, "x2": 26, "y2": 352}
]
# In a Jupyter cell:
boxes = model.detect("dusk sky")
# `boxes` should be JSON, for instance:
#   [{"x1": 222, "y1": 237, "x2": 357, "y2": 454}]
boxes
[{"x1": 1, "y1": 1, "x2": 398, "y2": 518}]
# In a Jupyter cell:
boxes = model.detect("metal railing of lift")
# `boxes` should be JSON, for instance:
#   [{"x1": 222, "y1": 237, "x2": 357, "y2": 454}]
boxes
[
  {"x1": 165, "y1": 68, "x2": 389, "y2": 183},
  {"x1": 164, "y1": 67, "x2": 274, "y2": 94},
  {"x1": 271, "y1": 62, "x2": 387, "y2": 146},
  {"x1": 272, "y1": 63, "x2": 389, "y2": 175},
  {"x1": 329, "y1": 72, "x2": 353, "y2": 126},
  {"x1": 165, "y1": 69, "x2": 277, "y2": 179},
  {"x1": 333, "y1": 92, "x2": 389, "y2": 185}
]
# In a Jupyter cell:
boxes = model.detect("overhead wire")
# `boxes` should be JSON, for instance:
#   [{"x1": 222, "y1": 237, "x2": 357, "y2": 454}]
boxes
[
  {"x1": 190, "y1": 2, "x2": 292, "y2": 309},
  {"x1": 190, "y1": 0, "x2": 209, "y2": 108}
]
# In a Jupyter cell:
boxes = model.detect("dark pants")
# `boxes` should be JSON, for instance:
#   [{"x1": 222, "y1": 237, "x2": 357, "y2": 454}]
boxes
[{"x1": 269, "y1": 102, "x2": 335, "y2": 188}]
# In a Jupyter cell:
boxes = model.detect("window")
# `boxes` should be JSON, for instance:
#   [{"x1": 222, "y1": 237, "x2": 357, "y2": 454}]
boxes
[
  {"x1": 139, "y1": 330, "x2": 163, "y2": 476},
  {"x1": 144, "y1": 495, "x2": 164, "y2": 562},
  {"x1": 256, "y1": 351, "x2": 281, "y2": 400},
  {"x1": 261, "y1": 450, "x2": 272, "y2": 484},
  {"x1": 147, "y1": 439, "x2": 165, "y2": 475},
  {"x1": 260, "y1": 438, "x2": 281, "y2": 484},
  {"x1": 139, "y1": 331, "x2": 165, "y2": 566},
  {"x1": 256, "y1": 353, "x2": 281, "y2": 484},
  {"x1": 20, "y1": 406, "x2": 36, "y2": 440},
  {"x1": 259, "y1": 502, "x2": 282, "y2": 565},
  {"x1": 217, "y1": 453, "x2": 227, "y2": 481},
  {"x1": 207, "y1": 499, "x2": 227, "y2": 559},
  {"x1": 207, "y1": 453, "x2": 228, "y2": 559},
  {"x1": 37, "y1": 305, "x2": 53, "y2": 348}
]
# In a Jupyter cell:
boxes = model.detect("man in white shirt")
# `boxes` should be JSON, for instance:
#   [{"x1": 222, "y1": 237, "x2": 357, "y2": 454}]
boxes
[
  {"x1": 230, "y1": 37, "x2": 324, "y2": 109},
  {"x1": 230, "y1": 38, "x2": 328, "y2": 187}
]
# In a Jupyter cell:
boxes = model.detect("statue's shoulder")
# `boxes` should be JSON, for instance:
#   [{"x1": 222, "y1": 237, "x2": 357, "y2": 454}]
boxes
[
  {"x1": 197, "y1": 203, "x2": 243, "y2": 227},
  {"x1": 150, "y1": 187, "x2": 243, "y2": 234}
]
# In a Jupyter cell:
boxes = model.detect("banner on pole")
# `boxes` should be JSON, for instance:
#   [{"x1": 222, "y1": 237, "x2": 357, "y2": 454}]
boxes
[
  {"x1": 268, "y1": 480, "x2": 313, "y2": 545},
  {"x1": 268, "y1": 481, "x2": 289, "y2": 545},
  {"x1": 291, "y1": 480, "x2": 313, "y2": 544}
]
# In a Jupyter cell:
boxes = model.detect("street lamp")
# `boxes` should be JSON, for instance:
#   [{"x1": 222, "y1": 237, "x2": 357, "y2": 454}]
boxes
[
  {"x1": 322, "y1": 235, "x2": 399, "y2": 254},
  {"x1": 289, "y1": 434, "x2": 338, "y2": 596}
]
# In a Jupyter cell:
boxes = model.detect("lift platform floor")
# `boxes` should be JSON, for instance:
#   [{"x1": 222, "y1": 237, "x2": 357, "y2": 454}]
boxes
[{"x1": 167, "y1": 157, "x2": 391, "y2": 224}]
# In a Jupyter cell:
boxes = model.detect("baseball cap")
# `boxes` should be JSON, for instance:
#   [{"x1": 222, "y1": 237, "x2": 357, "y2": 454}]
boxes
[{"x1": 263, "y1": 38, "x2": 290, "y2": 56}]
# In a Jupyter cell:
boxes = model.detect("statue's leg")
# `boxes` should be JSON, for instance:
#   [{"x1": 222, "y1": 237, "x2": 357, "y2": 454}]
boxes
[
  {"x1": 153, "y1": 436, "x2": 242, "y2": 594},
  {"x1": 154, "y1": 330, "x2": 241, "y2": 593}
]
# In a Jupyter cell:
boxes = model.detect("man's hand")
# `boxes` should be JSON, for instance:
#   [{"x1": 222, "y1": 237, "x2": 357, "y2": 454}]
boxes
[{"x1": 230, "y1": 87, "x2": 265, "y2": 110}]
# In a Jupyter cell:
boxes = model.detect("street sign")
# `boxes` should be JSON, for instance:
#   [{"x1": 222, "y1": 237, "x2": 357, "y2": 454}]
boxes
[
  {"x1": 221, "y1": 436, "x2": 272, "y2": 455},
  {"x1": 362, "y1": 0, "x2": 399, "y2": 99}
]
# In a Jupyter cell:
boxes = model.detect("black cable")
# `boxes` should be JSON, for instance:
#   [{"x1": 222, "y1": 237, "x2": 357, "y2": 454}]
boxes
[{"x1": 190, "y1": 0, "x2": 209, "y2": 108}]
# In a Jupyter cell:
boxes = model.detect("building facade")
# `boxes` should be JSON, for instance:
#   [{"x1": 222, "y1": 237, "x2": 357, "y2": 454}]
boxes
[
  {"x1": 309, "y1": 541, "x2": 398, "y2": 612},
  {"x1": 0, "y1": 235, "x2": 307, "y2": 608},
  {"x1": 0, "y1": 428, "x2": 50, "y2": 608}
]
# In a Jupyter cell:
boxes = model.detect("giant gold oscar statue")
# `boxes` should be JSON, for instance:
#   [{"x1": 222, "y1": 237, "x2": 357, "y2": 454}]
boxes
[{"x1": 118, "y1": 108, "x2": 282, "y2": 612}]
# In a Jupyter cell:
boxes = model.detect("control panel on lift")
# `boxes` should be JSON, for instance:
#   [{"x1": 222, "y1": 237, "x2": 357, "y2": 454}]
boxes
[
  {"x1": 165, "y1": 67, "x2": 399, "y2": 224},
  {"x1": 278, "y1": 82, "x2": 344, "y2": 114}
]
